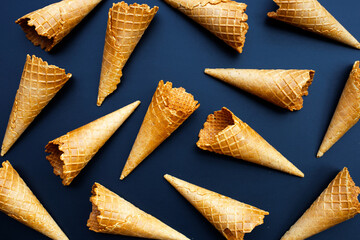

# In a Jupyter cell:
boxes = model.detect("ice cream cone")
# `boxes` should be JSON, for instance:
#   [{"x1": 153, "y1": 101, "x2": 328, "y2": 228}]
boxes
[
  {"x1": 1, "y1": 55, "x2": 71, "y2": 156},
  {"x1": 164, "y1": 174, "x2": 269, "y2": 240},
  {"x1": 16, "y1": 0, "x2": 103, "y2": 51},
  {"x1": 0, "y1": 161, "x2": 68, "y2": 240},
  {"x1": 317, "y1": 61, "x2": 360, "y2": 157},
  {"x1": 45, "y1": 101, "x2": 140, "y2": 186},
  {"x1": 97, "y1": 2, "x2": 158, "y2": 106},
  {"x1": 281, "y1": 167, "x2": 360, "y2": 240},
  {"x1": 87, "y1": 182, "x2": 190, "y2": 239},
  {"x1": 267, "y1": 0, "x2": 360, "y2": 49},
  {"x1": 120, "y1": 80, "x2": 199, "y2": 180},
  {"x1": 197, "y1": 107, "x2": 304, "y2": 177},
  {"x1": 205, "y1": 68, "x2": 315, "y2": 111},
  {"x1": 162, "y1": 0, "x2": 248, "y2": 53}
]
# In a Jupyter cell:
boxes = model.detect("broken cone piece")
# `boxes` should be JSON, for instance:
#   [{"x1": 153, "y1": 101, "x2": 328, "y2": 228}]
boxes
[
  {"x1": 0, "y1": 161, "x2": 68, "y2": 240},
  {"x1": 87, "y1": 182, "x2": 190, "y2": 240},
  {"x1": 120, "y1": 80, "x2": 199, "y2": 180},
  {"x1": 317, "y1": 61, "x2": 360, "y2": 157},
  {"x1": 97, "y1": 2, "x2": 158, "y2": 106},
  {"x1": 205, "y1": 68, "x2": 315, "y2": 111},
  {"x1": 164, "y1": 174, "x2": 269, "y2": 240},
  {"x1": 281, "y1": 167, "x2": 360, "y2": 240},
  {"x1": 197, "y1": 107, "x2": 304, "y2": 177},
  {"x1": 46, "y1": 101, "x2": 140, "y2": 186},
  {"x1": 267, "y1": 0, "x2": 360, "y2": 49},
  {"x1": 162, "y1": 0, "x2": 248, "y2": 53},
  {"x1": 16, "y1": 0, "x2": 103, "y2": 51},
  {"x1": 1, "y1": 55, "x2": 71, "y2": 156}
]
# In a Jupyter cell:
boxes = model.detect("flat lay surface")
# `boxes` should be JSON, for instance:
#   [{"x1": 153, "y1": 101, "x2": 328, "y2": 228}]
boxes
[{"x1": 0, "y1": 0, "x2": 360, "y2": 239}]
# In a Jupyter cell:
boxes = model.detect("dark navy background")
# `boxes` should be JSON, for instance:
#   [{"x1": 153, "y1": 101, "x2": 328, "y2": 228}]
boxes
[{"x1": 0, "y1": 0, "x2": 360, "y2": 239}]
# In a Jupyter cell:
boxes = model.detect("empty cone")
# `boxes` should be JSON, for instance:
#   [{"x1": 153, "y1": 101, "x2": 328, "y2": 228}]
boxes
[
  {"x1": 87, "y1": 182, "x2": 189, "y2": 240},
  {"x1": 162, "y1": 0, "x2": 248, "y2": 53},
  {"x1": 317, "y1": 61, "x2": 360, "y2": 157},
  {"x1": 281, "y1": 167, "x2": 360, "y2": 240},
  {"x1": 120, "y1": 80, "x2": 199, "y2": 180},
  {"x1": 97, "y1": 2, "x2": 158, "y2": 106},
  {"x1": 16, "y1": 0, "x2": 103, "y2": 51},
  {"x1": 0, "y1": 161, "x2": 68, "y2": 240},
  {"x1": 267, "y1": 0, "x2": 360, "y2": 49},
  {"x1": 1, "y1": 55, "x2": 71, "y2": 156},
  {"x1": 205, "y1": 68, "x2": 315, "y2": 111},
  {"x1": 197, "y1": 107, "x2": 304, "y2": 177},
  {"x1": 46, "y1": 100, "x2": 140, "y2": 186},
  {"x1": 164, "y1": 174, "x2": 269, "y2": 240}
]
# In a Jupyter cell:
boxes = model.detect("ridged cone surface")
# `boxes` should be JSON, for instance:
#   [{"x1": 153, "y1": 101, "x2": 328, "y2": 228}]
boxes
[
  {"x1": 317, "y1": 61, "x2": 360, "y2": 157},
  {"x1": 163, "y1": 0, "x2": 248, "y2": 53},
  {"x1": 205, "y1": 68, "x2": 315, "y2": 111},
  {"x1": 97, "y1": 2, "x2": 158, "y2": 106},
  {"x1": 1, "y1": 55, "x2": 71, "y2": 156},
  {"x1": 87, "y1": 183, "x2": 190, "y2": 240},
  {"x1": 45, "y1": 101, "x2": 140, "y2": 186},
  {"x1": 120, "y1": 80, "x2": 199, "y2": 180},
  {"x1": 281, "y1": 167, "x2": 360, "y2": 240},
  {"x1": 16, "y1": 0, "x2": 102, "y2": 51},
  {"x1": 0, "y1": 161, "x2": 68, "y2": 240},
  {"x1": 267, "y1": 0, "x2": 360, "y2": 49},
  {"x1": 164, "y1": 174, "x2": 269, "y2": 240},
  {"x1": 197, "y1": 107, "x2": 304, "y2": 177}
]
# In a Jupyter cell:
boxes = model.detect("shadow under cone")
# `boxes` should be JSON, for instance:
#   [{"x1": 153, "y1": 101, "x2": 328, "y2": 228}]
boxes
[
  {"x1": 46, "y1": 100, "x2": 140, "y2": 186},
  {"x1": 281, "y1": 167, "x2": 360, "y2": 240},
  {"x1": 0, "y1": 161, "x2": 68, "y2": 240},
  {"x1": 197, "y1": 107, "x2": 304, "y2": 177},
  {"x1": 120, "y1": 80, "x2": 199, "y2": 180},
  {"x1": 164, "y1": 174, "x2": 269, "y2": 240},
  {"x1": 162, "y1": 0, "x2": 248, "y2": 53},
  {"x1": 268, "y1": 0, "x2": 360, "y2": 49},
  {"x1": 205, "y1": 68, "x2": 314, "y2": 111},
  {"x1": 1, "y1": 55, "x2": 71, "y2": 156},
  {"x1": 87, "y1": 183, "x2": 189, "y2": 240},
  {"x1": 16, "y1": 0, "x2": 103, "y2": 51}
]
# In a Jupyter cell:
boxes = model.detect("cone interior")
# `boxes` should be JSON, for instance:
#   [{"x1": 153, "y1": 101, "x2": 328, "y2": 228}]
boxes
[{"x1": 45, "y1": 141, "x2": 66, "y2": 181}]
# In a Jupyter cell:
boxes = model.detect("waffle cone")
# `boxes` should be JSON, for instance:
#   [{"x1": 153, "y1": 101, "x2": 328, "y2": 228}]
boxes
[
  {"x1": 281, "y1": 167, "x2": 360, "y2": 240},
  {"x1": 45, "y1": 101, "x2": 140, "y2": 186},
  {"x1": 0, "y1": 161, "x2": 68, "y2": 240},
  {"x1": 97, "y1": 2, "x2": 158, "y2": 106},
  {"x1": 163, "y1": 0, "x2": 248, "y2": 53},
  {"x1": 205, "y1": 68, "x2": 315, "y2": 111},
  {"x1": 197, "y1": 107, "x2": 304, "y2": 177},
  {"x1": 1, "y1": 55, "x2": 71, "y2": 156},
  {"x1": 16, "y1": 0, "x2": 102, "y2": 51},
  {"x1": 164, "y1": 174, "x2": 269, "y2": 240},
  {"x1": 120, "y1": 80, "x2": 199, "y2": 180},
  {"x1": 87, "y1": 183, "x2": 189, "y2": 239},
  {"x1": 267, "y1": 0, "x2": 360, "y2": 49},
  {"x1": 317, "y1": 61, "x2": 360, "y2": 157}
]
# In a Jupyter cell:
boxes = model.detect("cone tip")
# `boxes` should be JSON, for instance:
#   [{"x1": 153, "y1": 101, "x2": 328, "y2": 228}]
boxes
[
  {"x1": 97, "y1": 97, "x2": 104, "y2": 106},
  {"x1": 164, "y1": 174, "x2": 171, "y2": 181},
  {"x1": 317, "y1": 150, "x2": 324, "y2": 158}
]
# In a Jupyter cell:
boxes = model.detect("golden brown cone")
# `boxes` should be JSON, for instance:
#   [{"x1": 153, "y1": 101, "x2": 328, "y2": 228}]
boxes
[
  {"x1": 281, "y1": 167, "x2": 360, "y2": 240},
  {"x1": 97, "y1": 2, "x2": 158, "y2": 106},
  {"x1": 317, "y1": 61, "x2": 360, "y2": 157},
  {"x1": 16, "y1": 0, "x2": 102, "y2": 51},
  {"x1": 267, "y1": 0, "x2": 360, "y2": 49},
  {"x1": 164, "y1": 174, "x2": 269, "y2": 240},
  {"x1": 162, "y1": 0, "x2": 248, "y2": 53},
  {"x1": 205, "y1": 68, "x2": 315, "y2": 111},
  {"x1": 1, "y1": 55, "x2": 71, "y2": 156},
  {"x1": 120, "y1": 80, "x2": 199, "y2": 180},
  {"x1": 87, "y1": 183, "x2": 190, "y2": 240},
  {"x1": 45, "y1": 101, "x2": 140, "y2": 186},
  {"x1": 0, "y1": 161, "x2": 68, "y2": 240},
  {"x1": 197, "y1": 107, "x2": 304, "y2": 177}
]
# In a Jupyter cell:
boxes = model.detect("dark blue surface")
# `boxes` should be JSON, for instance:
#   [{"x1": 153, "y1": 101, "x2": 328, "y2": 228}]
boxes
[{"x1": 0, "y1": 0, "x2": 360, "y2": 239}]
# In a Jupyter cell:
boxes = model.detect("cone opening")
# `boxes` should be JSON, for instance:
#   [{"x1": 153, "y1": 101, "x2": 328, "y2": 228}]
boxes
[
  {"x1": 292, "y1": 70, "x2": 315, "y2": 110},
  {"x1": 87, "y1": 183, "x2": 106, "y2": 232},
  {"x1": 16, "y1": 18, "x2": 54, "y2": 51},
  {"x1": 45, "y1": 142, "x2": 66, "y2": 183}
]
